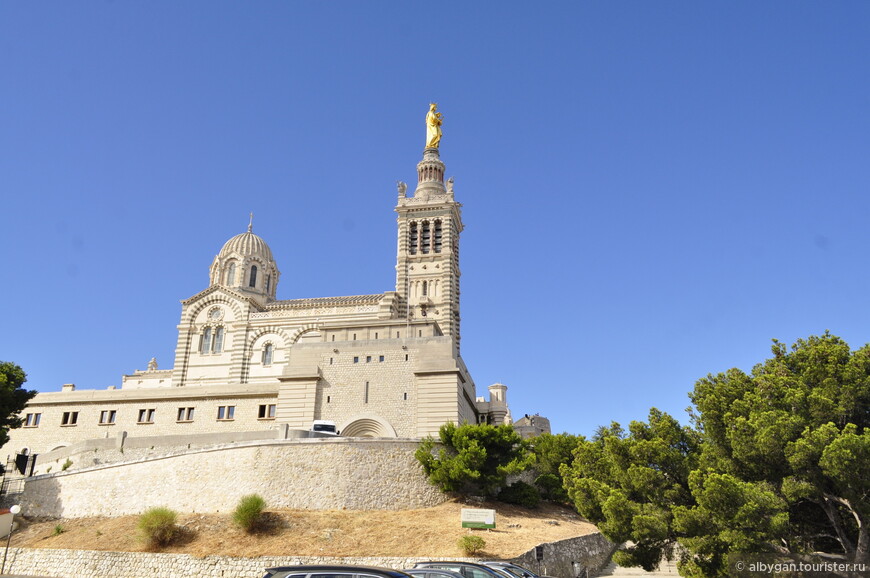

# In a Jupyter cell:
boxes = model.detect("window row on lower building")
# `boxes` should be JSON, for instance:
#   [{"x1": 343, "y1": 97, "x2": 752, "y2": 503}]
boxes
[{"x1": 22, "y1": 404, "x2": 277, "y2": 427}]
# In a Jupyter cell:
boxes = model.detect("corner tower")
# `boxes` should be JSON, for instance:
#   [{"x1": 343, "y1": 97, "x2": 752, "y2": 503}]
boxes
[{"x1": 395, "y1": 104, "x2": 464, "y2": 351}]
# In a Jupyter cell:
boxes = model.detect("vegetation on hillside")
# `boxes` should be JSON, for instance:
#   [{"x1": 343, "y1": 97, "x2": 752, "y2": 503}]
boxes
[
  {"x1": 417, "y1": 333, "x2": 870, "y2": 576},
  {"x1": 11, "y1": 501, "x2": 593, "y2": 558},
  {"x1": 138, "y1": 507, "x2": 181, "y2": 549},
  {"x1": 561, "y1": 332, "x2": 870, "y2": 576},
  {"x1": 527, "y1": 432, "x2": 581, "y2": 503},
  {"x1": 415, "y1": 422, "x2": 530, "y2": 497},
  {"x1": 233, "y1": 494, "x2": 266, "y2": 533}
]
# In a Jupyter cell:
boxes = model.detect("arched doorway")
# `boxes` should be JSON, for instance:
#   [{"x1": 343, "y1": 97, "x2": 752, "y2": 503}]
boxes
[{"x1": 340, "y1": 416, "x2": 397, "y2": 438}]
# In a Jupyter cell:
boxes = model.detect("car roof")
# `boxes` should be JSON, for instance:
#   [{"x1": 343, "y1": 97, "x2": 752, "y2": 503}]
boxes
[
  {"x1": 478, "y1": 563, "x2": 531, "y2": 575},
  {"x1": 414, "y1": 562, "x2": 492, "y2": 567},
  {"x1": 264, "y1": 565, "x2": 410, "y2": 576},
  {"x1": 481, "y1": 563, "x2": 527, "y2": 570},
  {"x1": 412, "y1": 563, "x2": 511, "y2": 575}
]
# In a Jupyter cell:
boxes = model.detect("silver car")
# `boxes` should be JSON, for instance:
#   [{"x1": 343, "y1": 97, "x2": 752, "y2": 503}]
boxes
[
  {"x1": 480, "y1": 563, "x2": 552, "y2": 578},
  {"x1": 412, "y1": 562, "x2": 514, "y2": 578},
  {"x1": 264, "y1": 565, "x2": 413, "y2": 578},
  {"x1": 403, "y1": 569, "x2": 467, "y2": 578}
]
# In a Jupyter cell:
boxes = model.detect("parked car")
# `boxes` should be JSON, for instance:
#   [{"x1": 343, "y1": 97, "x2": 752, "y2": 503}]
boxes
[
  {"x1": 311, "y1": 420, "x2": 339, "y2": 435},
  {"x1": 403, "y1": 569, "x2": 467, "y2": 578},
  {"x1": 263, "y1": 565, "x2": 412, "y2": 578},
  {"x1": 480, "y1": 562, "x2": 554, "y2": 578},
  {"x1": 412, "y1": 562, "x2": 514, "y2": 578}
]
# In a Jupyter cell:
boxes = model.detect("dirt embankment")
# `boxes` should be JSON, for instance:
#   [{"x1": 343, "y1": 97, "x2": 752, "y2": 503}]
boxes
[{"x1": 10, "y1": 500, "x2": 597, "y2": 558}]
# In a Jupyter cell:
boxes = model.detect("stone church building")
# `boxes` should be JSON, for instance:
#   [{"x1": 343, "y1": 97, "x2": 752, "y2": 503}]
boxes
[{"x1": 10, "y1": 134, "x2": 519, "y2": 456}]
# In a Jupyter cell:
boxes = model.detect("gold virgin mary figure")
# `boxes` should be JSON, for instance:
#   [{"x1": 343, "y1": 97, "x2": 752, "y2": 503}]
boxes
[{"x1": 425, "y1": 103, "x2": 443, "y2": 149}]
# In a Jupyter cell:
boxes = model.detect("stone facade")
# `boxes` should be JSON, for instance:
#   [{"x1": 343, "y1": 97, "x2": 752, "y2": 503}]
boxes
[
  {"x1": 7, "y1": 135, "x2": 516, "y2": 459},
  {"x1": 10, "y1": 383, "x2": 280, "y2": 457},
  {"x1": 513, "y1": 414, "x2": 553, "y2": 439}
]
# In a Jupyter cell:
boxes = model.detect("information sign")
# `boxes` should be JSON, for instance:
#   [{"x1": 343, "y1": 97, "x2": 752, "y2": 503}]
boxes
[{"x1": 461, "y1": 508, "x2": 496, "y2": 529}]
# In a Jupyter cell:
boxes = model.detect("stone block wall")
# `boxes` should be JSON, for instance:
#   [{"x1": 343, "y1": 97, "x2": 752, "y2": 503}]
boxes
[
  {"x1": 16, "y1": 438, "x2": 445, "y2": 517},
  {"x1": 513, "y1": 533, "x2": 617, "y2": 577},
  {"x1": 1, "y1": 551, "x2": 471, "y2": 578},
  {"x1": 31, "y1": 428, "x2": 309, "y2": 475},
  {"x1": 2, "y1": 532, "x2": 613, "y2": 578},
  {"x1": 314, "y1": 341, "x2": 420, "y2": 437}
]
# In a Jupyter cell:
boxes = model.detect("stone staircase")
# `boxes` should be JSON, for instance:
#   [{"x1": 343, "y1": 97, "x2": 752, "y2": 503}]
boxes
[{"x1": 594, "y1": 559, "x2": 680, "y2": 576}]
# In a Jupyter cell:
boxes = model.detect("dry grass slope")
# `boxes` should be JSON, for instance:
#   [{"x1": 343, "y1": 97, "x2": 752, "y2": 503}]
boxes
[{"x1": 11, "y1": 500, "x2": 597, "y2": 559}]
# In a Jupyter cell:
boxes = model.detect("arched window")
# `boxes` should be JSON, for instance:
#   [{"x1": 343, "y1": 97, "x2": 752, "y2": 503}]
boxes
[
  {"x1": 421, "y1": 221, "x2": 431, "y2": 254},
  {"x1": 225, "y1": 262, "x2": 236, "y2": 285},
  {"x1": 262, "y1": 343, "x2": 273, "y2": 366},
  {"x1": 422, "y1": 281, "x2": 428, "y2": 296},
  {"x1": 434, "y1": 220, "x2": 443, "y2": 253},
  {"x1": 200, "y1": 327, "x2": 212, "y2": 354},
  {"x1": 249, "y1": 265, "x2": 258, "y2": 288},
  {"x1": 213, "y1": 326, "x2": 224, "y2": 353},
  {"x1": 201, "y1": 326, "x2": 225, "y2": 354},
  {"x1": 409, "y1": 222, "x2": 418, "y2": 255}
]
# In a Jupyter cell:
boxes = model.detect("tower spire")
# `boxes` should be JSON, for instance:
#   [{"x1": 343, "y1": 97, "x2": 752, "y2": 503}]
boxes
[
  {"x1": 248, "y1": 212, "x2": 253, "y2": 233},
  {"x1": 395, "y1": 104, "x2": 464, "y2": 351},
  {"x1": 415, "y1": 104, "x2": 446, "y2": 197}
]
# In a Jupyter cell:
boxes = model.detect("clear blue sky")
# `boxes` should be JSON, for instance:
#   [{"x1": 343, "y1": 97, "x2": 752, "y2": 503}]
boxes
[{"x1": 2, "y1": 2, "x2": 868, "y2": 437}]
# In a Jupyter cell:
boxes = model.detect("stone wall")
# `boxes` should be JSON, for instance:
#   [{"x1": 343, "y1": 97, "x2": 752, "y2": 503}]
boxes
[
  {"x1": 16, "y1": 438, "x2": 445, "y2": 517},
  {"x1": 29, "y1": 425, "x2": 328, "y2": 475},
  {"x1": 1, "y1": 551, "x2": 471, "y2": 578},
  {"x1": 2, "y1": 532, "x2": 613, "y2": 578},
  {"x1": 513, "y1": 533, "x2": 617, "y2": 577},
  {"x1": 306, "y1": 340, "x2": 420, "y2": 437}
]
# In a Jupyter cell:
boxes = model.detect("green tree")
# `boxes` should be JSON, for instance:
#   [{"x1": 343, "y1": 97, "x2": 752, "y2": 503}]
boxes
[
  {"x1": 688, "y1": 332, "x2": 870, "y2": 567},
  {"x1": 416, "y1": 422, "x2": 530, "y2": 497},
  {"x1": 0, "y1": 362, "x2": 37, "y2": 449},
  {"x1": 562, "y1": 333, "x2": 870, "y2": 576},
  {"x1": 527, "y1": 432, "x2": 581, "y2": 503},
  {"x1": 562, "y1": 409, "x2": 700, "y2": 571}
]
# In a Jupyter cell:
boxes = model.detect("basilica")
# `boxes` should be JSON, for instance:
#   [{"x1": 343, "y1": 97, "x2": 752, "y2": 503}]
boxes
[{"x1": 9, "y1": 113, "x2": 520, "y2": 456}]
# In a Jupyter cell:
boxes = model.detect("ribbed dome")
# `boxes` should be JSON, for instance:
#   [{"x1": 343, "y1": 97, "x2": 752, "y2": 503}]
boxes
[{"x1": 218, "y1": 231, "x2": 274, "y2": 262}]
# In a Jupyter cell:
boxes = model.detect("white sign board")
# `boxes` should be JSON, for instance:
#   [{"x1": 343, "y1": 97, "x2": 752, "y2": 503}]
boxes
[{"x1": 461, "y1": 508, "x2": 496, "y2": 529}]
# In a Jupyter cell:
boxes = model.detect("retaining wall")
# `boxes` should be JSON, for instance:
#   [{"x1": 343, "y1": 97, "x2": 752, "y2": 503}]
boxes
[
  {"x1": 513, "y1": 533, "x2": 617, "y2": 577},
  {"x1": 2, "y1": 532, "x2": 612, "y2": 578},
  {"x1": 16, "y1": 438, "x2": 445, "y2": 517},
  {"x1": 32, "y1": 425, "x2": 329, "y2": 474}
]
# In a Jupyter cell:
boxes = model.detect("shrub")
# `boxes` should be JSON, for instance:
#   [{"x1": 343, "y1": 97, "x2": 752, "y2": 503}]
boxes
[
  {"x1": 498, "y1": 481, "x2": 541, "y2": 508},
  {"x1": 232, "y1": 494, "x2": 266, "y2": 533},
  {"x1": 416, "y1": 422, "x2": 531, "y2": 497},
  {"x1": 61, "y1": 458, "x2": 72, "y2": 471},
  {"x1": 457, "y1": 534, "x2": 486, "y2": 556},
  {"x1": 138, "y1": 507, "x2": 180, "y2": 549},
  {"x1": 53, "y1": 525, "x2": 65, "y2": 536}
]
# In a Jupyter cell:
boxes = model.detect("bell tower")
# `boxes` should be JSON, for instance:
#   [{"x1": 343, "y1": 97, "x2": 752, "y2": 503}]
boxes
[{"x1": 395, "y1": 104, "x2": 464, "y2": 351}]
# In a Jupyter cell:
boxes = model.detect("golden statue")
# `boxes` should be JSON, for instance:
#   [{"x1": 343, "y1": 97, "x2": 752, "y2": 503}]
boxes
[{"x1": 425, "y1": 103, "x2": 443, "y2": 148}]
